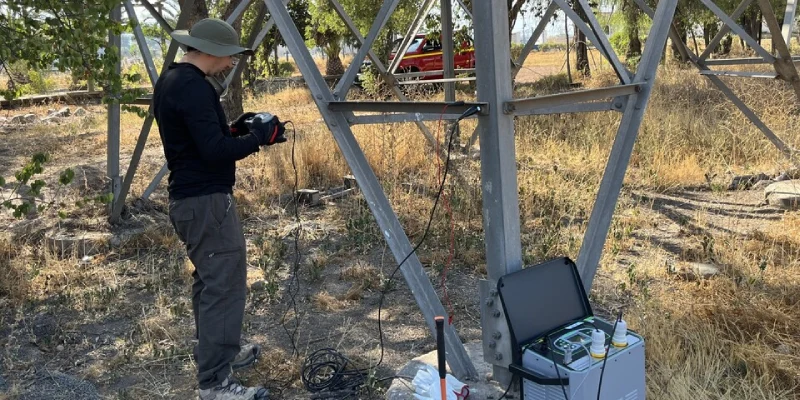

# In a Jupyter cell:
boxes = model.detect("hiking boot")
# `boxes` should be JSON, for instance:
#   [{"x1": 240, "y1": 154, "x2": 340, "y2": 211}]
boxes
[
  {"x1": 199, "y1": 378, "x2": 269, "y2": 400},
  {"x1": 231, "y1": 343, "x2": 261, "y2": 371}
]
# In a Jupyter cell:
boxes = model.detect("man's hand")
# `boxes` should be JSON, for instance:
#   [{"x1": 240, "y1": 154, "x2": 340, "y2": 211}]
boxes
[
  {"x1": 230, "y1": 112, "x2": 257, "y2": 137},
  {"x1": 248, "y1": 113, "x2": 287, "y2": 146}
]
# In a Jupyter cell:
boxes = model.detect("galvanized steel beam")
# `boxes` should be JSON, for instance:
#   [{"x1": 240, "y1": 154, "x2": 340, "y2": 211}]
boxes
[
  {"x1": 504, "y1": 84, "x2": 640, "y2": 114},
  {"x1": 328, "y1": 100, "x2": 487, "y2": 115},
  {"x1": 577, "y1": 0, "x2": 679, "y2": 292},
  {"x1": 264, "y1": 0, "x2": 478, "y2": 381},
  {"x1": 109, "y1": 0, "x2": 195, "y2": 222},
  {"x1": 334, "y1": 0, "x2": 402, "y2": 100},
  {"x1": 108, "y1": 4, "x2": 122, "y2": 216},
  {"x1": 473, "y1": 0, "x2": 521, "y2": 386},
  {"x1": 698, "y1": 0, "x2": 753, "y2": 61}
]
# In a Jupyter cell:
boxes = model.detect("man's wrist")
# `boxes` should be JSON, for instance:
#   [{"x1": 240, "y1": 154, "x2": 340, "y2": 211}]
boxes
[{"x1": 249, "y1": 131, "x2": 262, "y2": 150}]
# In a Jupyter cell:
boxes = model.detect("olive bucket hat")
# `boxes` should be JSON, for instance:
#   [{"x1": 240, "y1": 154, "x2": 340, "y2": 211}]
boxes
[{"x1": 170, "y1": 18, "x2": 254, "y2": 57}]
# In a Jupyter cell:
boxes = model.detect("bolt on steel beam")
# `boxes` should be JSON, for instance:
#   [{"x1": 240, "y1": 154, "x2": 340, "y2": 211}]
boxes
[{"x1": 473, "y1": 0, "x2": 521, "y2": 387}]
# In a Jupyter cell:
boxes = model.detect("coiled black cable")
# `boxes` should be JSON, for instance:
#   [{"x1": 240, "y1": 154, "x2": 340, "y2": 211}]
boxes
[{"x1": 301, "y1": 348, "x2": 366, "y2": 400}]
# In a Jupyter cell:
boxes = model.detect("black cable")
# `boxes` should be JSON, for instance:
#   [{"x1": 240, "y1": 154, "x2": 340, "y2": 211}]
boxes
[
  {"x1": 281, "y1": 121, "x2": 301, "y2": 357},
  {"x1": 548, "y1": 335, "x2": 570, "y2": 400},
  {"x1": 301, "y1": 348, "x2": 366, "y2": 400},
  {"x1": 498, "y1": 378, "x2": 514, "y2": 399},
  {"x1": 596, "y1": 310, "x2": 622, "y2": 400},
  {"x1": 372, "y1": 104, "x2": 480, "y2": 372},
  {"x1": 297, "y1": 105, "x2": 482, "y2": 400}
]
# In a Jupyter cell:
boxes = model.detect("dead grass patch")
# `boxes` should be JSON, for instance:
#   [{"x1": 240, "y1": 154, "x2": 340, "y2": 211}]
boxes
[
  {"x1": 340, "y1": 261, "x2": 379, "y2": 288},
  {"x1": 0, "y1": 236, "x2": 29, "y2": 303},
  {"x1": 313, "y1": 291, "x2": 347, "y2": 312},
  {"x1": 3, "y1": 61, "x2": 800, "y2": 399}
]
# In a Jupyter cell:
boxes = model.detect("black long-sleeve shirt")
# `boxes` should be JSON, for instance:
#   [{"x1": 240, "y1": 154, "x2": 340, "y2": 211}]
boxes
[{"x1": 153, "y1": 62, "x2": 260, "y2": 200}]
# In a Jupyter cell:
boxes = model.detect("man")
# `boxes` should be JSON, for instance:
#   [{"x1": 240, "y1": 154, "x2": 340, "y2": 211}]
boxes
[{"x1": 153, "y1": 17, "x2": 285, "y2": 400}]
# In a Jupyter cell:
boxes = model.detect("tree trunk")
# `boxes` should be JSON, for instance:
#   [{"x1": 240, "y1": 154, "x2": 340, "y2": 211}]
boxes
[
  {"x1": 325, "y1": 41, "x2": 345, "y2": 76},
  {"x1": 739, "y1": 9, "x2": 761, "y2": 51},
  {"x1": 262, "y1": 26, "x2": 280, "y2": 77},
  {"x1": 720, "y1": 35, "x2": 733, "y2": 55},
  {"x1": 573, "y1": 1, "x2": 590, "y2": 77},
  {"x1": 565, "y1": 16, "x2": 572, "y2": 83},
  {"x1": 179, "y1": 0, "x2": 209, "y2": 28},
  {"x1": 624, "y1": 0, "x2": 642, "y2": 60},
  {"x1": 273, "y1": 44, "x2": 280, "y2": 76},
  {"x1": 509, "y1": 0, "x2": 526, "y2": 39},
  {"x1": 670, "y1": 18, "x2": 688, "y2": 60},
  {"x1": 221, "y1": 0, "x2": 245, "y2": 120},
  {"x1": 703, "y1": 22, "x2": 718, "y2": 51}
]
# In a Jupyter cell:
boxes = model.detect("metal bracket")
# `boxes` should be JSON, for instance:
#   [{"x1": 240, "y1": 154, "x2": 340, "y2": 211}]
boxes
[{"x1": 479, "y1": 279, "x2": 513, "y2": 384}]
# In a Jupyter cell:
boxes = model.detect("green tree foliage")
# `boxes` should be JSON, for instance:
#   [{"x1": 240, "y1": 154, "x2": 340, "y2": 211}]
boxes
[
  {"x1": 306, "y1": 0, "x2": 349, "y2": 75},
  {"x1": 0, "y1": 0, "x2": 125, "y2": 101},
  {"x1": 306, "y1": 0, "x2": 426, "y2": 75},
  {"x1": 251, "y1": 0, "x2": 310, "y2": 79},
  {"x1": 460, "y1": 0, "x2": 527, "y2": 33},
  {"x1": 0, "y1": 153, "x2": 113, "y2": 220}
]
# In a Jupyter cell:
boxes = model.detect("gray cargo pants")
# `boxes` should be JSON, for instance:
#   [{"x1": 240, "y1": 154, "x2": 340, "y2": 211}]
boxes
[{"x1": 168, "y1": 192, "x2": 247, "y2": 390}]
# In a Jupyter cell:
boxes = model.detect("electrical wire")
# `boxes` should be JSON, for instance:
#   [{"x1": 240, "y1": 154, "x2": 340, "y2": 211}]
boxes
[
  {"x1": 548, "y1": 335, "x2": 570, "y2": 400},
  {"x1": 435, "y1": 109, "x2": 456, "y2": 325},
  {"x1": 596, "y1": 310, "x2": 622, "y2": 400},
  {"x1": 373, "y1": 104, "x2": 480, "y2": 373},
  {"x1": 498, "y1": 378, "x2": 514, "y2": 399},
  {"x1": 301, "y1": 348, "x2": 366, "y2": 400},
  {"x1": 297, "y1": 105, "x2": 480, "y2": 399},
  {"x1": 296, "y1": 106, "x2": 464, "y2": 400},
  {"x1": 281, "y1": 121, "x2": 301, "y2": 357}
]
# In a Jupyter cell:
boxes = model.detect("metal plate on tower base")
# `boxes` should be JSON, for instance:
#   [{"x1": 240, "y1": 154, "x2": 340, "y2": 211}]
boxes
[{"x1": 479, "y1": 280, "x2": 513, "y2": 369}]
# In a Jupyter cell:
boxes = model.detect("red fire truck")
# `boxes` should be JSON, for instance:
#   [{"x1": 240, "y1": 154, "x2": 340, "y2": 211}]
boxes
[{"x1": 357, "y1": 33, "x2": 475, "y2": 84}]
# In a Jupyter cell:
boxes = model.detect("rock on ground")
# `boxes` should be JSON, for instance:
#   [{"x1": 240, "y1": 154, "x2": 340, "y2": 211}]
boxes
[
  {"x1": 44, "y1": 229, "x2": 112, "y2": 259},
  {"x1": 53, "y1": 107, "x2": 71, "y2": 117},
  {"x1": 32, "y1": 313, "x2": 58, "y2": 343},
  {"x1": 669, "y1": 262, "x2": 720, "y2": 281},
  {"x1": 751, "y1": 179, "x2": 774, "y2": 191},
  {"x1": 774, "y1": 168, "x2": 800, "y2": 182},
  {"x1": 17, "y1": 371, "x2": 100, "y2": 400},
  {"x1": 728, "y1": 173, "x2": 770, "y2": 190},
  {"x1": 40, "y1": 116, "x2": 63, "y2": 124},
  {"x1": 386, "y1": 342, "x2": 508, "y2": 400},
  {"x1": 765, "y1": 180, "x2": 800, "y2": 210}
]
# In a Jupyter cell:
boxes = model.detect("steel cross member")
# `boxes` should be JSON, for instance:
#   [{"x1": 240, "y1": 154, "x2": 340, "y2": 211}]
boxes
[
  {"x1": 632, "y1": 0, "x2": 800, "y2": 167},
  {"x1": 264, "y1": 0, "x2": 478, "y2": 381},
  {"x1": 575, "y1": 0, "x2": 679, "y2": 292},
  {"x1": 109, "y1": 0, "x2": 196, "y2": 222}
]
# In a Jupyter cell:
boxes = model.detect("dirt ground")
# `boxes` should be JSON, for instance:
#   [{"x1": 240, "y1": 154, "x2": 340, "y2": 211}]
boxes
[
  {"x1": 2, "y1": 56, "x2": 800, "y2": 399},
  {"x1": 1, "y1": 113, "x2": 795, "y2": 399}
]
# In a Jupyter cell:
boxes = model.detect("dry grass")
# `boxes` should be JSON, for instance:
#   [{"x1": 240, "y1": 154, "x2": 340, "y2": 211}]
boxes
[
  {"x1": 2, "y1": 49, "x2": 800, "y2": 399},
  {"x1": 313, "y1": 291, "x2": 348, "y2": 311},
  {"x1": 232, "y1": 64, "x2": 800, "y2": 397},
  {"x1": 0, "y1": 235, "x2": 28, "y2": 302},
  {"x1": 601, "y1": 226, "x2": 800, "y2": 399}
]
